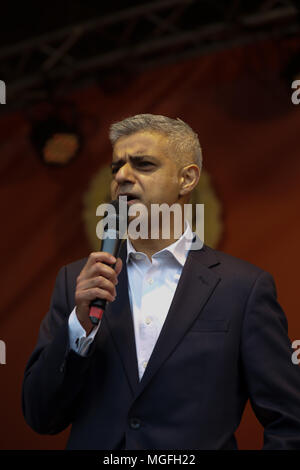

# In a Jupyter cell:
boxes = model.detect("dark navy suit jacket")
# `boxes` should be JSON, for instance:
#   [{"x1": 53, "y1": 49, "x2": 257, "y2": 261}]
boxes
[{"x1": 22, "y1": 242, "x2": 300, "y2": 449}]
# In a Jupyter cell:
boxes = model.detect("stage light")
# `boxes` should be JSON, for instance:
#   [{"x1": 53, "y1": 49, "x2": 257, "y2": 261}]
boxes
[{"x1": 30, "y1": 116, "x2": 81, "y2": 166}]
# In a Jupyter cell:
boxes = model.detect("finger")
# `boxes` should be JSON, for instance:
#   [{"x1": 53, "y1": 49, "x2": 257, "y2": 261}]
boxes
[
  {"x1": 84, "y1": 252, "x2": 116, "y2": 271},
  {"x1": 76, "y1": 287, "x2": 115, "y2": 304},
  {"x1": 78, "y1": 276, "x2": 116, "y2": 297},
  {"x1": 88, "y1": 262, "x2": 118, "y2": 282},
  {"x1": 115, "y1": 258, "x2": 123, "y2": 277}
]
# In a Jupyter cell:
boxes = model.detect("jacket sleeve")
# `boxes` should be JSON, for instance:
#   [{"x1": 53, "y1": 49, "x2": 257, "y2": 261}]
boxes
[
  {"x1": 241, "y1": 270, "x2": 300, "y2": 449},
  {"x1": 22, "y1": 265, "x2": 96, "y2": 435}
]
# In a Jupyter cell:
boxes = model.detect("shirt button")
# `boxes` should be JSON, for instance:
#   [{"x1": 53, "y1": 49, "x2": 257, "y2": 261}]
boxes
[
  {"x1": 145, "y1": 317, "x2": 152, "y2": 325},
  {"x1": 142, "y1": 361, "x2": 148, "y2": 368},
  {"x1": 129, "y1": 418, "x2": 141, "y2": 430}
]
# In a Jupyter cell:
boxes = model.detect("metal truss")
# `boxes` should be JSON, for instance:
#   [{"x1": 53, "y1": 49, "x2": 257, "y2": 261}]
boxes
[{"x1": 0, "y1": 0, "x2": 299, "y2": 108}]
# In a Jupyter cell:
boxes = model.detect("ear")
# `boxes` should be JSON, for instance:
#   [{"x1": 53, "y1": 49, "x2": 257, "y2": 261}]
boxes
[{"x1": 179, "y1": 164, "x2": 200, "y2": 197}]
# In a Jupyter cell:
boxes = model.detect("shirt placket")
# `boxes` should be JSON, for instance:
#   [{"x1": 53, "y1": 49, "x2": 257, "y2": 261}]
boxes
[{"x1": 138, "y1": 262, "x2": 159, "y2": 378}]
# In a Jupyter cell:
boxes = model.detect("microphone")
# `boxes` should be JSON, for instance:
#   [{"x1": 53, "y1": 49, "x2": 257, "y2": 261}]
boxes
[{"x1": 89, "y1": 198, "x2": 128, "y2": 326}]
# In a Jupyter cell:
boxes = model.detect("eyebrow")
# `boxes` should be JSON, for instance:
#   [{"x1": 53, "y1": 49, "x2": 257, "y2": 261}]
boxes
[{"x1": 111, "y1": 155, "x2": 156, "y2": 167}]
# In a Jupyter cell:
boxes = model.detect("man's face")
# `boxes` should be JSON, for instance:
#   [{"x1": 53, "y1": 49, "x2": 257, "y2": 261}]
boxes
[{"x1": 110, "y1": 131, "x2": 182, "y2": 210}]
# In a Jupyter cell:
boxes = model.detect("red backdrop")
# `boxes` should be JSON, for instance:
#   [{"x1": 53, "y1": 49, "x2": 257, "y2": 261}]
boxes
[{"x1": 0, "y1": 37, "x2": 300, "y2": 449}]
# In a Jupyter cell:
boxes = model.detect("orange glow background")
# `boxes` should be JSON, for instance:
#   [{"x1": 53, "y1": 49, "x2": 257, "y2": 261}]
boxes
[{"x1": 0, "y1": 38, "x2": 300, "y2": 449}]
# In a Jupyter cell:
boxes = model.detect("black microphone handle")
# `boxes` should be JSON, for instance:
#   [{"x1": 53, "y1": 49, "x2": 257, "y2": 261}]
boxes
[{"x1": 89, "y1": 234, "x2": 123, "y2": 325}]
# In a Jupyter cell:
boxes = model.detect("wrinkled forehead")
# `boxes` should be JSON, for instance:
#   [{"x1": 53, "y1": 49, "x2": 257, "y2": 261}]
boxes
[{"x1": 112, "y1": 130, "x2": 169, "y2": 161}]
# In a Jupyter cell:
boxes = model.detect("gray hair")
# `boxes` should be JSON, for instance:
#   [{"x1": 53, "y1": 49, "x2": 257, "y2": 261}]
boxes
[{"x1": 109, "y1": 114, "x2": 202, "y2": 170}]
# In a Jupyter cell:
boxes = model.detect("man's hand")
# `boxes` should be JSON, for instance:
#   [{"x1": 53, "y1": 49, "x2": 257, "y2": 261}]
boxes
[{"x1": 75, "y1": 252, "x2": 123, "y2": 335}]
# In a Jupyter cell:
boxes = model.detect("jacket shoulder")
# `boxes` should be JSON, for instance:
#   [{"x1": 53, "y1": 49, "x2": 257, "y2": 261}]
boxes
[{"x1": 200, "y1": 244, "x2": 265, "y2": 281}]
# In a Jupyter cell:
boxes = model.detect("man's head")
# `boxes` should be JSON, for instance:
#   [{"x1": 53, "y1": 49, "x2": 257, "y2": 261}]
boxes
[
  {"x1": 109, "y1": 114, "x2": 202, "y2": 210},
  {"x1": 109, "y1": 114, "x2": 202, "y2": 171}
]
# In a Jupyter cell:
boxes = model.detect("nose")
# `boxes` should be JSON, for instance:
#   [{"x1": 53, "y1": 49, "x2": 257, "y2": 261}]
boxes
[{"x1": 114, "y1": 162, "x2": 135, "y2": 184}]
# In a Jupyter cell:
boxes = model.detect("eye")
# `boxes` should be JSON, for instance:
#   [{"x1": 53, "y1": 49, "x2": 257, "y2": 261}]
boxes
[
  {"x1": 135, "y1": 161, "x2": 154, "y2": 169},
  {"x1": 111, "y1": 166, "x2": 120, "y2": 174}
]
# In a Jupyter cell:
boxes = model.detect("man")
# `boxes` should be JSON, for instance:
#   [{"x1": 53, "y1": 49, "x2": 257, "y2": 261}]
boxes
[{"x1": 22, "y1": 114, "x2": 300, "y2": 449}]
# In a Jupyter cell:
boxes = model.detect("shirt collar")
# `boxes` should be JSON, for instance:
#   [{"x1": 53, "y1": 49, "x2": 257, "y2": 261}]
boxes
[{"x1": 126, "y1": 221, "x2": 194, "y2": 267}]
